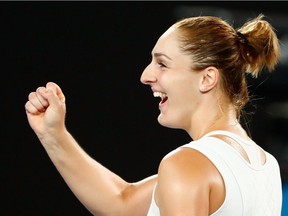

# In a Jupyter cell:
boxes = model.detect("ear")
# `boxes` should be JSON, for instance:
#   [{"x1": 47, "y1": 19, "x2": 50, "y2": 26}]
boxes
[{"x1": 199, "y1": 66, "x2": 219, "y2": 93}]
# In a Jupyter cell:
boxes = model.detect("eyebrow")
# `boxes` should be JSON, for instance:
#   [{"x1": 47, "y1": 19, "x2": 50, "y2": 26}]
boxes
[{"x1": 153, "y1": 52, "x2": 172, "y2": 61}]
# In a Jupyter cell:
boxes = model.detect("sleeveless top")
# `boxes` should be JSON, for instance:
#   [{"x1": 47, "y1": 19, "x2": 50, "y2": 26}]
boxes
[{"x1": 147, "y1": 130, "x2": 282, "y2": 216}]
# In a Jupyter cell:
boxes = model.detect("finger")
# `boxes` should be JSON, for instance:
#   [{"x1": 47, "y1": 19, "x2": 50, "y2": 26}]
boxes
[
  {"x1": 25, "y1": 100, "x2": 41, "y2": 115},
  {"x1": 36, "y1": 87, "x2": 49, "y2": 108},
  {"x1": 28, "y1": 92, "x2": 47, "y2": 112},
  {"x1": 38, "y1": 84, "x2": 66, "y2": 110}
]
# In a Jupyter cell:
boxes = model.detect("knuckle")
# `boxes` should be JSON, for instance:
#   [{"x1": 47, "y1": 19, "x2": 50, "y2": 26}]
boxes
[{"x1": 28, "y1": 92, "x2": 36, "y2": 100}]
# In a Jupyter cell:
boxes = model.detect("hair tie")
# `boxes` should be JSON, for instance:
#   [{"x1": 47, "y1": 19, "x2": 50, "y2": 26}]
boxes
[{"x1": 237, "y1": 31, "x2": 248, "y2": 44}]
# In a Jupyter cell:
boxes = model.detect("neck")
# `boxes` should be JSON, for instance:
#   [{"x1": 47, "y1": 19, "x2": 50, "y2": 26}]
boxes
[{"x1": 187, "y1": 102, "x2": 246, "y2": 140}]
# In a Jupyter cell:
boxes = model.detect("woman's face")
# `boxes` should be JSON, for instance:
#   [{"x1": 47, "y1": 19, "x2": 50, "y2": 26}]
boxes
[{"x1": 140, "y1": 28, "x2": 203, "y2": 130}]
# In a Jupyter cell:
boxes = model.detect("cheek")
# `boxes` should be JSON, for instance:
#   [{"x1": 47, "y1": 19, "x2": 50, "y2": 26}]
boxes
[
  {"x1": 161, "y1": 70, "x2": 200, "y2": 104},
  {"x1": 170, "y1": 81, "x2": 201, "y2": 122},
  {"x1": 172, "y1": 79, "x2": 199, "y2": 102}
]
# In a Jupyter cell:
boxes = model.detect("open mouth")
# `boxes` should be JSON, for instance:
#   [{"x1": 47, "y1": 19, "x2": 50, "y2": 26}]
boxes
[{"x1": 153, "y1": 92, "x2": 168, "y2": 104}]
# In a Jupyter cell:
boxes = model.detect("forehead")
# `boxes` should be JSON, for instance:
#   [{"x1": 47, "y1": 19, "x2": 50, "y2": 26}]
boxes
[
  {"x1": 152, "y1": 27, "x2": 192, "y2": 69},
  {"x1": 152, "y1": 27, "x2": 181, "y2": 54}
]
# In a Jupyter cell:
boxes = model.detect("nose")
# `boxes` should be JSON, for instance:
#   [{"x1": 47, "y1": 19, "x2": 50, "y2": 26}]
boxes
[{"x1": 140, "y1": 63, "x2": 157, "y2": 85}]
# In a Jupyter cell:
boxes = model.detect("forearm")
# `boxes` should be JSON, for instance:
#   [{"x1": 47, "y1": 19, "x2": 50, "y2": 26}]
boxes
[
  {"x1": 39, "y1": 129, "x2": 130, "y2": 215},
  {"x1": 25, "y1": 83, "x2": 156, "y2": 215}
]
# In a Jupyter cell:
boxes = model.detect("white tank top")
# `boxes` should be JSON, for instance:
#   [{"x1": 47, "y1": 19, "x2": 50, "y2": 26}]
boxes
[{"x1": 147, "y1": 130, "x2": 282, "y2": 216}]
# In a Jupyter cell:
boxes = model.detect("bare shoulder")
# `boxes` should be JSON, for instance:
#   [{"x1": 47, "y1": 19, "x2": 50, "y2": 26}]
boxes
[
  {"x1": 158, "y1": 147, "x2": 217, "y2": 186},
  {"x1": 155, "y1": 147, "x2": 224, "y2": 215}
]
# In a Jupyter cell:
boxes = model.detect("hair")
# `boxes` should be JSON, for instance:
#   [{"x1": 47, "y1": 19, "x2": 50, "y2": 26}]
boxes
[{"x1": 172, "y1": 14, "x2": 280, "y2": 120}]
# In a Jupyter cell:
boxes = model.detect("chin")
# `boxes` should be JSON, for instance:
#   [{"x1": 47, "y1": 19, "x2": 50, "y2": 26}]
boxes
[
  {"x1": 157, "y1": 115, "x2": 180, "y2": 129},
  {"x1": 157, "y1": 115, "x2": 167, "y2": 127}
]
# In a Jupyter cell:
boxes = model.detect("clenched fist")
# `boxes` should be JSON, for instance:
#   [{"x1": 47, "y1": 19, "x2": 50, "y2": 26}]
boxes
[{"x1": 25, "y1": 82, "x2": 66, "y2": 140}]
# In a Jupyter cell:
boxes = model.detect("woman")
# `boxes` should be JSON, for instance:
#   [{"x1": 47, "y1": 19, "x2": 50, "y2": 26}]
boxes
[{"x1": 25, "y1": 14, "x2": 282, "y2": 215}]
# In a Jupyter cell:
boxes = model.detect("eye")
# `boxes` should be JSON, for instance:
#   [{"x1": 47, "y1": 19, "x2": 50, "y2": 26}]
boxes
[{"x1": 157, "y1": 61, "x2": 167, "y2": 68}]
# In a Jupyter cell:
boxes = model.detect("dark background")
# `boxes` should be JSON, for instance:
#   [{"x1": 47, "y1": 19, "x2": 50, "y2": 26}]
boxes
[{"x1": 1, "y1": 1, "x2": 287, "y2": 215}]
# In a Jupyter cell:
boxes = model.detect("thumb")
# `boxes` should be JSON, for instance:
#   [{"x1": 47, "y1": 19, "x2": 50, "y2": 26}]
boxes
[
  {"x1": 46, "y1": 82, "x2": 66, "y2": 103},
  {"x1": 38, "y1": 82, "x2": 66, "y2": 109}
]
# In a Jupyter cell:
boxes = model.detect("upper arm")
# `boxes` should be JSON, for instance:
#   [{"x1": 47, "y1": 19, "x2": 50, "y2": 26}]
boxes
[
  {"x1": 118, "y1": 174, "x2": 158, "y2": 216},
  {"x1": 155, "y1": 148, "x2": 217, "y2": 216}
]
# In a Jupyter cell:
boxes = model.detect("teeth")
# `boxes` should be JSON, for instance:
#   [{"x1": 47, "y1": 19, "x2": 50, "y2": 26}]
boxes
[{"x1": 153, "y1": 92, "x2": 167, "y2": 99}]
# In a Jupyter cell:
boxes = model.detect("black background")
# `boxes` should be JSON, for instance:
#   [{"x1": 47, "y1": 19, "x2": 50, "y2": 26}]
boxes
[{"x1": 1, "y1": 1, "x2": 287, "y2": 215}]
